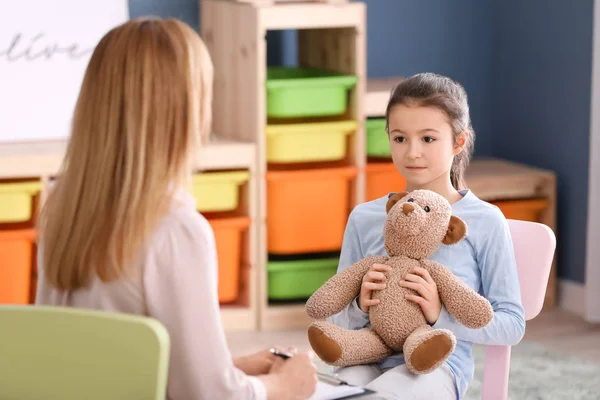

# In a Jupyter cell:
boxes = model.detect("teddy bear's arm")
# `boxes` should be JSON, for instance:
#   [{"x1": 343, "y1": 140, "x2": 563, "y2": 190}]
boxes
[
  {"x1": 421, "y1": 260, "x2": 494, "y2": 329},
  {"x1": 305, "y1": 255, "x2": 389, "y2": 320}
]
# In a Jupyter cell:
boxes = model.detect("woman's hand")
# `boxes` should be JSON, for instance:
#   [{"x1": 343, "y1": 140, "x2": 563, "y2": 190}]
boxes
[
  {"x1": 266, "y1": 350, "x2": 318, "y2": 400},
  {"x1": 400, "y1": 266, "x2": 442, "y2": 324},
  {"x1": 358, "y1": 263, "x2": 391, "y2": 313},
  {"x1": 234, "y1": 346, "x2": 296, "y2": 376}
]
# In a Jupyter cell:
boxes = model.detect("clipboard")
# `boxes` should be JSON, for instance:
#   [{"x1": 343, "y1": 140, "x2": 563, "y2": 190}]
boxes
[
  {"x1": 309, "y1": 372, "x2": 376, "y2": 400},
  {"x1": 269, "y1": 349, "x2": 377, "y2": 399}
]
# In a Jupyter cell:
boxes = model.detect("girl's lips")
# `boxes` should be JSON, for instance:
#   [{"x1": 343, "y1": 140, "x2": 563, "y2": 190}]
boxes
[{"x1": 406, "y1": 166, "x2": 426, "y2": 170}]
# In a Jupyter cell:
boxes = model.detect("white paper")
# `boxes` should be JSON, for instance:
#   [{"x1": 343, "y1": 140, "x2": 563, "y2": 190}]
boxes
[
  {"x1": 308, "y1": 381, "x2": 365, "y2": 400},
  {"x1": 0, "y1": 0, "x2": 129, "y2": 143}
]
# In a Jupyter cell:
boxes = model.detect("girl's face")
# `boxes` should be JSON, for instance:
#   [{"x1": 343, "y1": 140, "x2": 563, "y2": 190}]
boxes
[{"x1": 387, "y1": 104, "x2": 465, "y2": 190}]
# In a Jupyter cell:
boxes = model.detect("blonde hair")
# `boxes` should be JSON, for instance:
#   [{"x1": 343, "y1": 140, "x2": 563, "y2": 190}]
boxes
[{"x1": 38, "y1": 17, "x2": 213, "y2": 291}]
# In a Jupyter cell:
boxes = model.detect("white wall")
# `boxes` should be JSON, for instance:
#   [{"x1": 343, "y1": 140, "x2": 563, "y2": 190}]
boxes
[{"x1": 585, "y1": 0, "x2": 600, "y2": 322}]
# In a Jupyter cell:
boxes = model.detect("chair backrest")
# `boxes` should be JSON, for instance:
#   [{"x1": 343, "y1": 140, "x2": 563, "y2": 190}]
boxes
[
  {"x1": 0, "y1": 305, "x2": 170, "y2": 400},
  {"x1": 481, "y1": 219, "x2": 556, "y2": 400},
  {"x1": 508, "y1": 219, "x2": 556, "y2": 320}
]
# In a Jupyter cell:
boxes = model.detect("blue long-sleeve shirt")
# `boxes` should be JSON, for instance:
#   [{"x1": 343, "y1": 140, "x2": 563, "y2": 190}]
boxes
[{"x1": 330, "y1": 189, "x2": 526, "y2": 400}]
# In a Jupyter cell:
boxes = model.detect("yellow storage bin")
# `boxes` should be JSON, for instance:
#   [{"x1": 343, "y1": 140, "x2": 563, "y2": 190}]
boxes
[
  {"x1": 192, "y1": 171, "x2": 250, "y2": 212},
  {"x1": 0, "y1": 182, "x2": 43, "y2": 223},
  {"x1": 266, "y1": 120, "x2": 357, "y2": 163}
]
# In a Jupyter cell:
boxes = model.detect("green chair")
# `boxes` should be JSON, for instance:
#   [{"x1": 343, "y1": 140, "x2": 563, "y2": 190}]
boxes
[{"x1": 0, "y1": 305, "x2": 170, "y2": 400}]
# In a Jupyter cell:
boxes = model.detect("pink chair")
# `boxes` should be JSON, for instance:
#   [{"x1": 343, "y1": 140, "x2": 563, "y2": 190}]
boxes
[{"x1": 481, "y1": 219, "x2": 556, "y2": 400}]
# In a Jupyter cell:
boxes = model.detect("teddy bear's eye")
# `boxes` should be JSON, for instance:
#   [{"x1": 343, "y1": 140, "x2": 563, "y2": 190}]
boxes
[
  {"x1": 407, "y1": 198, "x2": 414, "y2": 202},
  {"x1": 424, "y1": 206, "x2": 431, "y2": 212}
]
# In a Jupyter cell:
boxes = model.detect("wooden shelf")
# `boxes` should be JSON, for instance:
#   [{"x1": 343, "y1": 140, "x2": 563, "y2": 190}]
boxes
[
  {"x1": 0, "y1": 135, "x2": 256, "y2": 179},
  {"x1": 0, "y1": 141, "x2": 67, "y2": 179},
  {"x1": 365, "y1": 76, "x2": 403, "y2": 117},
  {"x1": 260, "y1": 303, "x2": 313, "y2": 331},
  {"x1": 466, "y1": 157, "x2": 555, "y2": 202},
  {"x1": 201, "y1": 0, "x2": 366, "y2": 331},
  {"x1": 220, "y1": 306, "x2": 258, "y2": 332},
  {"x1": 467, "y1": 157, "x2": 557, "y2": 309},
  {"x1": 196, "y1": 135, "x2": 257, "y2": 171},
  {"x1": 221, "y1": 0, "x2": 348, "y2": 6},
  {"x1": 229, "y1": 1, "x2": 365, "y2": 31}
]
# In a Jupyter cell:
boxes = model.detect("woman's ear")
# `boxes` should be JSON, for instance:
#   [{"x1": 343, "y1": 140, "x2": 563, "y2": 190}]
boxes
[
  {"x1": 386, "y1": 191, "x2": 409, "y2": 214},
  {"x1": 442, "y1": 215, "x2": 467, "y2": 245}
]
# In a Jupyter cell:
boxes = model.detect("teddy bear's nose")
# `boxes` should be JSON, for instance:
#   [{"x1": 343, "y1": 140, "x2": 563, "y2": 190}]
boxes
[{"x1": 402, "y1": 203, "x2": 415, "y2": 215}]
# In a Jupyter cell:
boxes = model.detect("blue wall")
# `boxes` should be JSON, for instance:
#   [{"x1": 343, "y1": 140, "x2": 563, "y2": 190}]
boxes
[
  {"x1": 129, "y1": 0, "x2": 594, "y2": 283},
  {"x1": 490, "y1": 0, "x2": 594, "y2": 284}
]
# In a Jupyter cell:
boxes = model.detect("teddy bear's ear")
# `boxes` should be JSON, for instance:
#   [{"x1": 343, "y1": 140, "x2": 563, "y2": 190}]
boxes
[
  {"x1": 386, "y1": 191, "x2": 409, "y2": 214},
  {"x1": 442, "y1": 215, "x2": 467, "y2": 245}
]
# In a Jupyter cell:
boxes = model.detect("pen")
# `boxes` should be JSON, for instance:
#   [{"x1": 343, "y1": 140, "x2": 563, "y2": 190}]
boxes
[
  {"x1": 269, "y1": 348, "x2": 293, "y2": 359},
  {"x1": 268, "y1": 348, "x2": 350, "y2": 386}
]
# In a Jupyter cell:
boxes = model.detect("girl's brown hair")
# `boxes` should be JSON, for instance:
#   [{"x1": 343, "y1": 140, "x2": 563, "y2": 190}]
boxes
[
  {"x1": 38, "y1": 17, "x2": 213, "y2": 291},
  {"x1": 385, "y1": 72, "x2": 475, "y2": 190}
]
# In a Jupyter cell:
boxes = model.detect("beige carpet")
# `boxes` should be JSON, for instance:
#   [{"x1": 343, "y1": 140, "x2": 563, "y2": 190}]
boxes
[
  {"x1": 313, "y1": 341, "x2": 600, "y2": 400},
  {"x1": 227, "y1": 330, "x2": 600, "y2": 399},
  {"x1": 465, "y1": 342, "x2": 600, "y2": 400}
]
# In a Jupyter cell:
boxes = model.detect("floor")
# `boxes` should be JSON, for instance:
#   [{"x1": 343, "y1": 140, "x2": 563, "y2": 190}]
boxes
[{"x1": 225, "y1": 309, "x2": 600, "y2": 363}]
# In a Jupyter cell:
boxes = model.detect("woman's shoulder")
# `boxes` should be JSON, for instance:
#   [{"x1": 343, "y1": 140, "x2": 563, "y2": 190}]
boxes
[{"x1": 152, "y1": 193, "x2": 214, "y2": 249}]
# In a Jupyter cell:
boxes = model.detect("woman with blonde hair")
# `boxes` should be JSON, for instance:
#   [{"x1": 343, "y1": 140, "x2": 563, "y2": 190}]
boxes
[{"x1": 35, "y1": 17, "x2": 317, "y2": 400}]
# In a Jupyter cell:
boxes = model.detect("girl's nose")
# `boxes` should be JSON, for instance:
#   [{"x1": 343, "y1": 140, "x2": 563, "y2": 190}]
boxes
[{"x1": 407, "y1": 143, "x2": 422, "y2": 159}]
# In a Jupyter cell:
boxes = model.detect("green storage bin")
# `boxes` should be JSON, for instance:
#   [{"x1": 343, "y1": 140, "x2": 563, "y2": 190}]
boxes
[
  {"x1": 267, "y1": 257, "x2": 338, "y2": 300},
  {"x1": 266, "y1": 67, "x2": 358, "y2": 118},
  {"x1": 366, "y1": 118, "x2": 391, "y2": 158}
]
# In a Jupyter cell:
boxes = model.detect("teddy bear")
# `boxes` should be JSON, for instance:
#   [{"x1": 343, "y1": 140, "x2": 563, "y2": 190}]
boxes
[{"x1": 305, "y1": 189, "x2": 494, "y2": 374}]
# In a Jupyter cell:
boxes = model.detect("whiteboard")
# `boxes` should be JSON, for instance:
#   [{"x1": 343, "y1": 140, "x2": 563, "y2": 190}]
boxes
[{"x1": 0, "y1": 0, "x2": 129, "y2": 143}]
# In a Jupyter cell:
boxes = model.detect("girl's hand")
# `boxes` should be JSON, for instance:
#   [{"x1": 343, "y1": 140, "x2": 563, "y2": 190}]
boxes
[
  {"x1": 358, "y1": 263, "x2": 391, "y2": 313},
  {"x1": 400, "y1": 266, "x2": 442, "y2": 324}
]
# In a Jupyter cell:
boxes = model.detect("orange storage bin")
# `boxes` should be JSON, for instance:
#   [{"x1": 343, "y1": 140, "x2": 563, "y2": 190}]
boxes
[
  {"x1": 207, "y1": 216, "x2": 251, "y2": 304},
  {"x1": 266, "y1": 166, "x2": 358, "y2": 254},
  {"x1": 0, "y1": 229, "x2": 36, "y2": 304},
  {"x1": 365, "y1": 162, "x2": 406, "y2": 202},
  {"x1": 491, "y1": 199, "x2": 549, "y2": 222}
]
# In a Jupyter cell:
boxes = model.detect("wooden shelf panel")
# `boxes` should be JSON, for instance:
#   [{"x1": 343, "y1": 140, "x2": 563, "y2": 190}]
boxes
[
  {"x1": 250, "y1": 1, "x2": 365, "y2": 31},
  {"x1": 220, "y1": 306, "x2": 258, "y2": 332},
  {"x1": 196, "y1": 135, "x2": 257, "y2": 171},
  {"x1": 366, "y1": 77, "x2": 403, "y2": 117},
  {"x1": 0, "y1": 135, "x2": 256, "y2": 179},
  {"x1": 0, "y1": 141, "x2": 67, "y2": 179},
  {"x1": 261, "y1": 303, "x2": 313, "y2": 331},
  {"x1": 466, "y1": 158, "x2": 555, "y2": 202},
  {"x1": 223, "y1": 0, "x2": 348, "y2": 5}
]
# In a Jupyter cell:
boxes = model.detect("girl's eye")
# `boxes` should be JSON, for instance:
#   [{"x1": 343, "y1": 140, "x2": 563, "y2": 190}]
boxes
[
  {"x1": 424, "y1": 206, "x2": 431, "y2": 212},
  {"x1": 394, "y1": 137, "x2": 405, "y2": 143},
  {"x1": 423, "y1": 136, "x2": 436, "y2": 143}
]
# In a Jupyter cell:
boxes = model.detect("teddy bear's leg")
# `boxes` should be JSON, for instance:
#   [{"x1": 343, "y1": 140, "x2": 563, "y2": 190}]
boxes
[
  {"x1": 403, "y1": 325, "x2": 456, "y2": 374},
  {"x1": 308, "y1": 321, "x2": 393, "y2": 367}
]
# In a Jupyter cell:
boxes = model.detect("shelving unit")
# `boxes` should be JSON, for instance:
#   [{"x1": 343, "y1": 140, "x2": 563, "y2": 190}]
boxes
[
  {"x1": 201, "y1": 0, "x2": 366, "y2": 331},
  {"x1": 0, "y1": 134, "x2": 261, "y2": 331},
  {"x1": 0, "y1": 0, "x2": 558, "y2": 334}
]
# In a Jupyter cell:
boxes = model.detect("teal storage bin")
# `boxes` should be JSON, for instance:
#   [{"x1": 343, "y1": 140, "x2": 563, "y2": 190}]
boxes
[
  {"x1": 366, "y1": 118, "x2": 391, "y2": 158},
  {"x1": 267, "y1": 257, "x2": 338, "y2": 300},
  {"x1": 265, "y1": 67, "x2": 358, "y2": 118}
]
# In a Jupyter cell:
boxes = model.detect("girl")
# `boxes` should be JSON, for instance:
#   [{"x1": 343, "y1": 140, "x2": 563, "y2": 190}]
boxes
[
  {"x1": 34, "y1": 17, "x2": 317, "y2": 400},
  {"x1": 331, "y1": 73, "x2": 526, "y2": 400}
]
